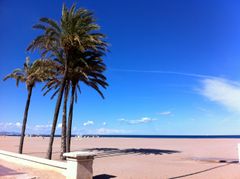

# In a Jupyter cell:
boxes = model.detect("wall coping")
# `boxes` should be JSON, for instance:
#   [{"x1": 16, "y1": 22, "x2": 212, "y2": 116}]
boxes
[
  {"x1": 63, "y1": 151, "x2": 96, "y2": 159},
  {"x1": 0, "y1": 150, "x2": 66, "y2": 175}
]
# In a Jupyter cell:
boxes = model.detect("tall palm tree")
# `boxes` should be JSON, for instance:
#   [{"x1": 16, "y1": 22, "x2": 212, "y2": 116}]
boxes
[
  {"x1": 42, "y1": 58, "x2": 68, "y2": 160},
  {"x1": 66, "y1": 52, "x2": 108, "y2": 152},
  {"x1": 42, "y1": 51, "x2": 108, "y2": 157},
  {"x1": 28, "y1": 3, "x2": 108, "y2": 159},
  {"x1": 3, "y1": 57, "x2": 53, "y2": 154}
]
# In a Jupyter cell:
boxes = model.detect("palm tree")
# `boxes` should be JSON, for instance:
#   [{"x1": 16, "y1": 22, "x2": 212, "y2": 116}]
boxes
[
  {"x1": 28, "y1": 3, "x2": 108, "y2": 159},
  {"x1": 42, "y1": 58, "x2": 68, "y2": 160},
  {"x1": 3, "y1": 57, "x2": 53, "y2": 154},
  {"x1": 42, "y1": 51, "x2": 108, "y2": 157},
  {"x1": 66, "y1": 52, "x2": 108, "y2": 152},
  {"x1": 43, "y1": 64, "x2": 70, "y2": 159}
]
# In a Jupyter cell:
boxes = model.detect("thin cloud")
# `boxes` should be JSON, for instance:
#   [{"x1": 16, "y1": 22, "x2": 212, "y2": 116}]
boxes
[
  {"x1": 28, "y1": 123, "x2": 53, "y2": 134},
  {"x1": 72, "y1": 127, "x2": 132, "y2": 135},
  {"x1": 118, "y1": 118, "x2": 126, "y2": 121},
  {"x1": 197, "y1": 107, "x2": 209, "y2": 112},
  {"x1": 0, "y1": 122, "x2": 22, "y2": 130},
  {"x1": 57, "y1": 123, "x2": 62, "y2": 128},
  {"x1": 96, "y1": 128, "x2": 131, "y2": 134},
  {"x1": 199, "y1": 78, "x2": 240, "y2": 112},
  {"x1": 158, "y1": 111, "x2": 172, "y2": 116},
  {"x1": 120, "y1": 117, "x2": 156, "y2": 124},
  {"x1": 110, "y1": 68, "x2": 213, "y2": 78},
  {"x1": 15, "y1": 122, "x2": 21, "y2": 128},
  {"x1": 35, "y1": 124, "x2": 52, "y2": 130},
  {"x1": 102, "y1": 122, "x2": 107, "y2": 126},
  {"x1": 83, "y1": 120, "x2": 94, "y2": 126}
]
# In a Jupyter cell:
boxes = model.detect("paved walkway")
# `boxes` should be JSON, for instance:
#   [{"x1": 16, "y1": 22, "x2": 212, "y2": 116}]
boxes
[
  {"x1": 0, "y1": 164, "x2": 36, "y2": 178},
  {"x1": 0, "y1": 160, "x2": 64, "y2": 179}
]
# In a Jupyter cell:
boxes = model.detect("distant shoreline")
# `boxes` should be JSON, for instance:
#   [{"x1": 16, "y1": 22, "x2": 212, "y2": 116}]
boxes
[{"x1": 2, "y1": 134, "x2": 240, "y2": 139}]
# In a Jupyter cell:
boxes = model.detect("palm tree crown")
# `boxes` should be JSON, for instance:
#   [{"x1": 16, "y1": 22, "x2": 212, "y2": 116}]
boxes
[
  {"x1": 28, "y1": 4, "x2": 107, "y2": 65},
  {"x1": 4, "y1": 57, "x2": 53, "y2": 89}
]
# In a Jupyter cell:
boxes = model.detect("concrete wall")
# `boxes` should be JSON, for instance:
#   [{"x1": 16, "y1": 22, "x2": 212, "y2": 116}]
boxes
[{"x1": 0, "y1": 150, "x2": 66, "y2": 175}]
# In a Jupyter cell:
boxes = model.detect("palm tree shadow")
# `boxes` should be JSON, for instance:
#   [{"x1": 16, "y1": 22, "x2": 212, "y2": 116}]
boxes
[
  {"x1": 0, "y1": 165, "x2": 25, "y2": 176},
  {"x1": 93, "y1": 174, "x2": 116, "y2": 179},
  {"x1": 80, "y1": 148, "x2": 180, "y2": 158}
]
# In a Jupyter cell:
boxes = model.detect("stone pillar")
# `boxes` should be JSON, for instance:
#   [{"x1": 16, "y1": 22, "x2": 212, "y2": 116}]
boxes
[{"x1": 63, "y1": 152, "x2": 96, "y2": 179}]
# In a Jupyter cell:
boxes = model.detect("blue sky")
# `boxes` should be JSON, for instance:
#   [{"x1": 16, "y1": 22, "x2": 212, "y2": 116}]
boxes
[{"x1": 1, "y1": 0, "x2": 240, "y2": 135}]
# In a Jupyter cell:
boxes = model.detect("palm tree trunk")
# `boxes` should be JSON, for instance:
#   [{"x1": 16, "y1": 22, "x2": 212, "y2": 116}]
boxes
[
  {"x1": 60, "y1": 81, "x2": 69, "y2": 160},
  {"x1": 46, "y1": 79, "x2": 66, "y2": 159},
  {"x1": 66, "y1": 84, "x2": 76, "y2": 152},
  {"x1": 46, "y1": 59, "x2": 69, "y2": 159},
  {"x1": 19, "y1": 86, "x2": 33, "y2": 154}
]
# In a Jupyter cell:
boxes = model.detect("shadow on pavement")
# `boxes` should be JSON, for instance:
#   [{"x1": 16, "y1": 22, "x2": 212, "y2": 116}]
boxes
[
  {"x1": 0, "y1": 165, "x2": 25, "y2": 177},
  {"x1": 93, "y1": 174, "x2": 117, "y2": 179}
]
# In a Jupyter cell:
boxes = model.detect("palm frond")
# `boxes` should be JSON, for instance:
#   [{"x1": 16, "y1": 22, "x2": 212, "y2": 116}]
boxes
[
  {"x1": 40, "y1": 18, "x2": 61, "y2": 33},
  {"x1": 51, "y1": 88, "x2": 60, "y2": 99}
]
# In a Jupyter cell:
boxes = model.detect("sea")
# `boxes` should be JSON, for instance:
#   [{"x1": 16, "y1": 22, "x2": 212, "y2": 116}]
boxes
[
  {"x1": 81, "y1": 135, "x2": 240, "y2": 139},
  {"x1": 2, "y1": 132, "x2": 240, "y2": 138}
]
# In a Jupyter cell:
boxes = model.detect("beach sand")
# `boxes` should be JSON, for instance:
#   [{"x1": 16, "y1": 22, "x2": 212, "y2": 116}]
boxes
[{"x1": 1, "y1": 136, "x2": 240, "y2": 178}]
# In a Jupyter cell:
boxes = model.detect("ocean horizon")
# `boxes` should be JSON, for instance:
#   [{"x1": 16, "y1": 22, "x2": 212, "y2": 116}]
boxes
[
  {"x1": 2, "y1": 133, "x2": 240, "y2": 139},
  {"x1": 82, "y1": 134, "x2": 240, "y2": 138}
]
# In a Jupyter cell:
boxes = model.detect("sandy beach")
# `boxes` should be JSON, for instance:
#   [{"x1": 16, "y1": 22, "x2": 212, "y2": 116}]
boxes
[{"x1": 1, "y1": 136, "x2": 240, "y2": 178}]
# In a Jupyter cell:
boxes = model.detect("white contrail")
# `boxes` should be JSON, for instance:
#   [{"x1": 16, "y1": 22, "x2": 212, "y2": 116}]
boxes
[{"x1": 109, "y1": 68, "x2": 215, "y2": 79}]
